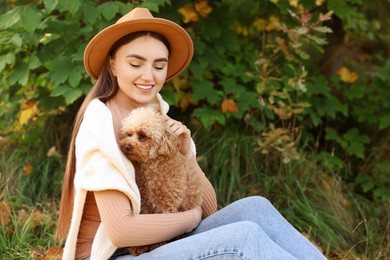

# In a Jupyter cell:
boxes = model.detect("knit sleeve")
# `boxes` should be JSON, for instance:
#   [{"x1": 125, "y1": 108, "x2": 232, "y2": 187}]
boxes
[
  {"x1": 190, "y1": 156, "x2": 218, "y2": 217},
  {"x1": 200, "y1": 172, "x2": 218, "y2": 217},
  {"x1": 94, "y1": 190, "x2": 201, "y2": 248}
]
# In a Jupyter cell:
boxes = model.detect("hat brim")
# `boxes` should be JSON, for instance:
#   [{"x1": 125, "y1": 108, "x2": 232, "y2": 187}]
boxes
[{"x1": 84, "y1": 18, "x2": 193, "y2": 81}]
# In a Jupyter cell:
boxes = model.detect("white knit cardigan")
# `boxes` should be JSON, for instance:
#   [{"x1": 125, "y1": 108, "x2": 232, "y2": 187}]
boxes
[{"x1": 62, "y1": 95, "x2": 173, "y2": 260}]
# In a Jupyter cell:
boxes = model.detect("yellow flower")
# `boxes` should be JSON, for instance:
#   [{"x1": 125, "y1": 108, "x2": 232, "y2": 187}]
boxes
[
  {"x1": 253, "y1": 18, "x2": 266, "y2": 31},
  {"x1": 232, "y1": 21, "x2": 246, "y2": 35},
  {"x1": 178, "y1": 6, "x2": 198, "y2": 24},
  {"x1": 316, "y1": 0, "x2": 324, "y2": 6},
  {"x1": 297, "y1": 4, "x2": 305, "y2": 14},
  {"x1": 338, "y1": 67, "x2": 359, "y2": 83},
  {"x1": 179, "y1": 92, "x2": 197, "y2": 111},
  {"x1": 18, "y1": 100, "x2": 38, "y2": 126},
  {"x1": 289, "y1": 0, "x2": 298, "y2": 7},
  {"x1": 265, "y1": 16, "x2": 281, "y2": 31},
  {"x1": 195, "y1": 1, "x2": 212, "y2": 17}
]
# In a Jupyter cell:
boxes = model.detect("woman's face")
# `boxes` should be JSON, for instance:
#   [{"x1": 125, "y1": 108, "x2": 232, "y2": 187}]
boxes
[{"x1": 110, "y1": 35, "x2": 169, "y2": 104}]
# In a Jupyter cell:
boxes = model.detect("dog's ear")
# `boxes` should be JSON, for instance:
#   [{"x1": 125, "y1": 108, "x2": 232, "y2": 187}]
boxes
[{"x1": 158, "y1": 128, "x2": 181, "y2": 156}]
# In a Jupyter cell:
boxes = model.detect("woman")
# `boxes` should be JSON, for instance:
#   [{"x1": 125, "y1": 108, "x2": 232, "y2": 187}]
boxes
[{"x1": 56, "y1": 7, "x2": 326, "y2": 260}]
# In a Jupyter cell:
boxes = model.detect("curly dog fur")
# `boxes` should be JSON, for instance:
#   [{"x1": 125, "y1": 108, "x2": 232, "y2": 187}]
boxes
[{"x1": 118, "y1": 107, "x2": 203, "y2": 256}]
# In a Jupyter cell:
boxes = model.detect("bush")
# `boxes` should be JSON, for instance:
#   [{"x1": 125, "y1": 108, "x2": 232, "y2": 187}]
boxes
[{"x1": 1, "y1": 0, "x2": 389, "y2": 258}]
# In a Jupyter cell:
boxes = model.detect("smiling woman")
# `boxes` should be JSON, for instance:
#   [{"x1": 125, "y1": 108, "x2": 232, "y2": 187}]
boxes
[
  {"x1": 55, "y1": 7, "x2": 326, "y2": 260},
  {"x1": 109, "y1": 34, "x2": 169, "y2": 104}
]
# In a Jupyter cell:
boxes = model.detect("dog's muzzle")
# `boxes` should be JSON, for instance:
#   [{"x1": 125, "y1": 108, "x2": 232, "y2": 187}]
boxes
[{"x1": 124, "y1": 144, "x2": 133, "y2": 153}]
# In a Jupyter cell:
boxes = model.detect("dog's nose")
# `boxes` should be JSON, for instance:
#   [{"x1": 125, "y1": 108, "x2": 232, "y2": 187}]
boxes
[{"x1": 125, "y1": 144, "x2": 132, "y2": 153}]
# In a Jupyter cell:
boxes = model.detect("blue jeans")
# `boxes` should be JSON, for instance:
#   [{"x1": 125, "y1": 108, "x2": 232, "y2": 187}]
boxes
[{"x1": 102, "y1": 196, "x2": 326, "y2": 259}]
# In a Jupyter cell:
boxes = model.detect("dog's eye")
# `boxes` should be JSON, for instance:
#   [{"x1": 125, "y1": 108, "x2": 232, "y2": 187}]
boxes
[
  {"x1": 138, "y1": 133, "x2": 146, "y2": 140},
  {"x1": 127, "y1": 133, "x2": 132, "y2": 137}
]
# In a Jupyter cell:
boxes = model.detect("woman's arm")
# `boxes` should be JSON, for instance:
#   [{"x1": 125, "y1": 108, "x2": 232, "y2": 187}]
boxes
[
  {"x1": 94, "y1": 190, "x2": 202, "y2": 248},
  {"x1": 187, "y1": 156, "x2": 218, "y2": 217}
]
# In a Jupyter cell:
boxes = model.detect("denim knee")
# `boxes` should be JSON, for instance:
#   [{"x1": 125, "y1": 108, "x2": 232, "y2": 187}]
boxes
[
  {"x1": 230, "y1": 196, "x2": 273, "y2": 218},
  {"x1": 192, "y1": 221, "x2": 263, "y2": 260},
  {"x1": 212, "y1": 221, "x2": 296, "y2": 260},
  {"x1": 238, "y1": 196, "x2": 272, "y2": 210}
]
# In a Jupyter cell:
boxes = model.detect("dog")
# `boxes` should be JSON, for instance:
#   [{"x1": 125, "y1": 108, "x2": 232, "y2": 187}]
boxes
[{"x1": 118, "y1": 107, "x2": 203, "y2": 256}]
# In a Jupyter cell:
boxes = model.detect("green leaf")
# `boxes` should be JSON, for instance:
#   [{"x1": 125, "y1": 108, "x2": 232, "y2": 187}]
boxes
[
  {"x1": 10, "y1": 34, "x2": 23, "y2": 48},
  {"x1": 45, "y1": 57, "x2": 73, "y2": 85},
  {"x1": 295, "y1": 49, "x2": 310, "y2": 60},
  {"x1": 192, "y1": 79, "x2": 214, "y2": 101},
  {"x1": 83, "y1": 2, "x2": 101, "y2": 25},
  {"x1": 193, "y1": 107, "x2": 225, "y2": 129},
  {"x1": 347, "y1": 141, "x2": 365, "y2": 159},
  {"x1": 203, "y1": 48, "x2": 224, "y2": 68},
  {"x1": 0, "y1": 6, "x2": 22, "y2": 30},
  {"x1": 307, "y1": 76, "x2": 331, "y2": 97},
  {"x1": 297, "y1": 27, "x2": 308, "y2": 35},
  {"x1": 58, "y1": 0, "x2": 81, "y2": 15},
  {"x1": 64, "y1": 88, "x2": 83, "y2": 104},
  {"x1": 235, "y1": 91, "x2": 259, "y2": 118},
  {"x1": 97, "y1": 2, "x2": 120, "y2": 21},
  {"x1": 317, "y1": 97, "x2": 348, "y2": 118},
  {"x1": 220, "y1": 63, "x2": 237, "y2": 76},
  {"x1": 308, "y1": 110, "x2": 322, "y2": 127},
  {"x1": 21, "y1": 6, "x2": 42, "y2": 32},
  {"x1": 28, "y1": 55, "x2": 41, "y2": 70},
  {"x1": 223, "y1": 30, "x2": 240, "y2": 52},
  {"x1": 312, "y1": 26, "x2": 333, "y2": 33},
  {"x1": 50, "y1": 85, "x2": 83, "y2": 104},
  {"x1": 356, "y1": 175, "x2": 375, "y2": 192},
  {"x1": 44, "y1": 0, "x2": 59, "y2": 13},
  {"x1": 327, "y1": 0, "x2": 356, "y2": 19},
  {"x1": 200, "y1": 20, "x2": 222, "y2": 40},
  {"x1": 9, "y1": 62, "x2": 29, "y2": 85},
  {"x1": 219, "y1": 78, "x2": 246, "y2": 95},
  {"x1": 140, "y1": 2, "x2": 160, "y2": 12},
  {"x1": 0, "y1": 53, "x2": 16, "y2": 71},
  {"x1": 189, "y1": 60, "x2": 204, "y2": 78},
  {"x1": 307, "y1": 34, "x2": 327, "y2": 45},
  {"x1": 68, "y1": 67, "x2": 83, "y2": 88},
  {"x1": 343, "y1": 128, "x2": 370, "y2": 144},
  {"x1": 379, "y1": 115, "x2": 390, "y2": 129},
  {"x1": 317, "y1": 151, "x2": 344, "y2": 170},
  {"x1": 325, "y1": 127, "x2": 342, "y2": 143},
  {"x1": 50, "y1": 85, "x2": 69, "y2": 97}
]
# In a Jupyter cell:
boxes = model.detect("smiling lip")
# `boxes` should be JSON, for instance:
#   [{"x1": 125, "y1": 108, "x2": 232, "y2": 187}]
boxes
[{"x1": 134, "y1": 83, "x2": 154, "y2": 91}]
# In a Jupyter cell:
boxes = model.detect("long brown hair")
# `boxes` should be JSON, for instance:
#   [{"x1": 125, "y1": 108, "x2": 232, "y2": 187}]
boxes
[{"x1": 55, "y1": 31, "x2": 170, "y2": 241}]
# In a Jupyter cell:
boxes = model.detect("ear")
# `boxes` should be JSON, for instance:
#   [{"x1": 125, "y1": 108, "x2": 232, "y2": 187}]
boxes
[
  {"x1": 158, "y1": 128, "x2": 181, "y2": 156},
  {"x1": 109, "y1": 57, "x2": 117, "y2": 77}
]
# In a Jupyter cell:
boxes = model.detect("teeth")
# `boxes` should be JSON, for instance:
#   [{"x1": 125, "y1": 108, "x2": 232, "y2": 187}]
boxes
[{"x1": 135, "y1": 84, "x2": 153, "y2": 90}]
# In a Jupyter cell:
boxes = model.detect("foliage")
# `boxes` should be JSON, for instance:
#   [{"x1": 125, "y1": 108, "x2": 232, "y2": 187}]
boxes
[
  {"x1": 0, "y1": 193, "x2": 60, "y2": 259},
  {"x1": 1, "y1": 0, "x2": 389, "y2": 258},
  {"x1": 194, "y1": 126, "x2": 389, "y2": 259}
]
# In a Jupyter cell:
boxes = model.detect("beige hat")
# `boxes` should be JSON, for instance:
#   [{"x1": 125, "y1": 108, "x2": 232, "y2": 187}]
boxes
[{"x1": 84, "y1": 7, "x2": 194, "y2": 81}]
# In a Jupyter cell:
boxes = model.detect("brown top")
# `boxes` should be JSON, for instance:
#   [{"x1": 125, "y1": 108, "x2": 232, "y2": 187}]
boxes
[{"x1": 75, "y1": 90, "x2": 218, "y2": 260}]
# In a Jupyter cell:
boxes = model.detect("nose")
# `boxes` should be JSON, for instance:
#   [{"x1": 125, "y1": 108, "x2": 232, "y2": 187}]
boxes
[
  {"x1": 141, "y1": 66, "x2": 153, "y2": 81},
  {"x1": 125, "y1": 144, "x2": 132, "y2": 153}
]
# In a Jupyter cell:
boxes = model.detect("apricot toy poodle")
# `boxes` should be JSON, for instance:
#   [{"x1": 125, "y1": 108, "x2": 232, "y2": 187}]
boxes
[{"x1": 118, "y1": 107, "x2": 203, "y2": 256}]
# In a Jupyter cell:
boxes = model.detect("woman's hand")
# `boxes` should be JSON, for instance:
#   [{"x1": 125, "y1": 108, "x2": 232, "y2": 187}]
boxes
[
  {"x1": 164, "y1": 116, "x2": 193, "y2": 159},
  {"x1": 188, "y1": 206, "x2": 202, "y2": 232}
]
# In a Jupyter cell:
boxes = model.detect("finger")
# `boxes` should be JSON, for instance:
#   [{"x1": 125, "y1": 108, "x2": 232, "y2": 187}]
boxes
[{"x1": 175, "y1": 125, "x2": 190, "y2": 136}]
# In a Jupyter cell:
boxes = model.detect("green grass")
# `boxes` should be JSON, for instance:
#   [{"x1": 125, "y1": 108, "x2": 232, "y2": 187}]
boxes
[
  {"x1": 0, "y1": 194, "x2": 58, "y2": 259},
  {"x1": 1, "y1": 126, "x2": 389, "y2": 259},
  {"x1": 195, "y1": 127, "x2": 389, "y2": 259}
]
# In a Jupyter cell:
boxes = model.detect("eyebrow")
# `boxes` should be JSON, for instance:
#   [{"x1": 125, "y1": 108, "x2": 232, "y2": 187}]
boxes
[{"x1": 126, "y1": 54, "x2": 168, "y2": 62}]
